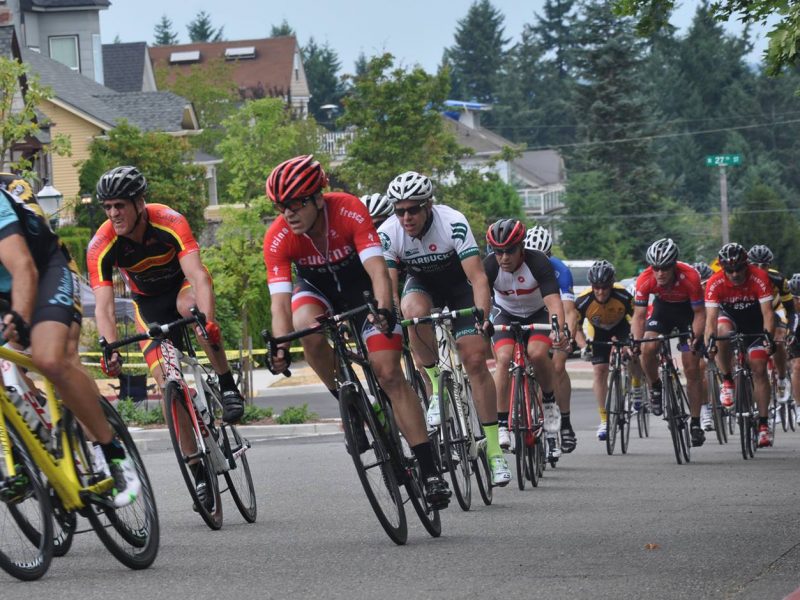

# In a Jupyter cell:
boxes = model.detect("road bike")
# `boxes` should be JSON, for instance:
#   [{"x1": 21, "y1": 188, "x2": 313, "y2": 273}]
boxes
[
  {"x1": 0, "y1": 344, "x2": 159, "y2": 580},
  {"x1": 400, "y1": 307, "x2": 492, "y2": 510},
  {"x1": 103, "y1": 308, "x2": 256, "y2": 530},
  {"x1": 592, "y1": 339, "x2": 634, "y2": 455},
  {"x1": 705, "y1": 358, "x2": 728, "y2": 444},
  {"x1": 266, "y1": 298, "x2": 441, "y2": 545}
]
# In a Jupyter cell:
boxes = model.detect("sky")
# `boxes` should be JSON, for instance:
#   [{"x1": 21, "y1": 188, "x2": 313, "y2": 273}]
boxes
[{"x1": 100, "y1": 0, "x2": 772, "y2": 74}]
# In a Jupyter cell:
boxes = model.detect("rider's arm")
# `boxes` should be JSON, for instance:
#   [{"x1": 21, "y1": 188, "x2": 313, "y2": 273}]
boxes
[
  {"x1": 631, "y1": 304, "x2": 647, "y2": 341},
  {"x1": 269, "y1": 292, "x2": 293, "y2": 339},
  {"x1": 460, "y1": 255, "x2": 492, "y2": 319},
  {"x1": 761, "y1": 300, "x2": 776, "y2": 336},
  {"x1": 564, "y1": 299, "x2": 578, "y2": 336},
  {"x1": 0, "y1": 232, "x2": 37, "y2": 324},
  {"x1": 703, "y1": 304, "x2": 719, "y2": 342},
  {"x1": 543, "y1": 293, "x2": 566, "y2": 333},
  {"x1": 388, "y1": 266, "x2": 401, "y2": 313},
  {"x1": 690, "y1": 302, "x2": 706, "y2": 340},
  {"x1": 94, "y1": 285, "x2": 119, "y2": 342},
  {"x1": 362, "y1": 255, "x2": 393, "y2": 312},
  {"x1": 179, "y1": 251, "x2": 216, "y2": 322}
]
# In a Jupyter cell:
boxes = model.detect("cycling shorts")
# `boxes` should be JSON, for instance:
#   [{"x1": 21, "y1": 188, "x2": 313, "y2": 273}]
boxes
[
  {"x1": 590, "y1": 322, "x2": 632, "y2": 366},
  {"x1": 402, "y1": 275, "x2": 478, "y2": 339},
  {"x1": 132, "y1": 281, "x2": 190, "y2": 372},
  {"x1": 718, "y1": 306, "x2": 768, "y2": 360},
  {"x1": 32, "y1": 248, "x2": 82, "y2": 328},
  {"x1": 645, "y1": 298, "x2": 692, "y2": 350},
  {"x1": 291, "y1": 278, "x2": 401, "y2": 353},
  {"x1": 489, "y1": 305, "x2": 551, "y2": 353}
]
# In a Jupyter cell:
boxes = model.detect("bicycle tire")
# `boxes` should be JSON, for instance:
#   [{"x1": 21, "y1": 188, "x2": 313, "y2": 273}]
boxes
[
  {"x1": 672, "y1": 372, "x2": 691, "y2": 463},
  {"x1": 621, "y1": 375, "x2": 632, "y2": 455},
  {"x1": 339, "y1": 385, "x2": 407, "y2": 545},
  {"x1": 708, "y1": 369, "x2": 727, "y2": 444},
  {"x1": 779, "y1": 401, "x2": 788, "y2": 433},
  {"x1": 48, "y1": 484, "x2": 76, "y2": 557},
  {"x1": 663, "y1": 371, "x2": 684, "y2": 465},
  {"x1": 473, "y1": 441, "x2": 493, "y2": 505},
  {"x1": 220, "y1": 424, "x2": 257, "y2": 523},
  {"x1": 789, "y1": 403, "x2": 797, "y2": 432},
  {"x1": 510, "y1": 369, "x2": 526, "y2": 490},
  {"x1": 605, "y1": 370, "x2": 619, "y2": 456},
  {"x1": 523, "y1": 374, "x2": 540, "y2": 486},
  {"x1": 735, "y1": 372, "x2": 752, "y2": 460},
  {"x1": 637, "y1": 384, "x2": 650, "y2": 438},
  {"x1": 0, "y1": 421, "x2": 53, "y2": 581},
  {"x1": 85, "y1": 398, "x2": 159, "y2": 569},
  {"x1": 404, "y1": 459, "x2": 441, "y2": 538},
  {"x1": 163, "y1": 380, "x2": 222, "y2": 530},
  {"x1": 769, "y1": 376, "x2": 779, "y2": 443},
  {"x1": 439, "y1": 370, "x2": 471, "y2": 509}
]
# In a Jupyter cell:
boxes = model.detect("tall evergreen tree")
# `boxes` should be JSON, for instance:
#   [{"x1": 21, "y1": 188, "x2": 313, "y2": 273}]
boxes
[
  {"x1": 444, "y1": 0, "x2": 510, "y2": 103},
  {"x1": 270, "y1": 20, "x2": 295, "y2": 37},
  {"x1": 153, "y1": 14, "x2": 179, "y2": 46},
  {"x1": 187, "y1": 11, "x2": 223, "y2": 43},
  {"x1": 302, "y1": 38, "x2": 346, "y2": 126}
]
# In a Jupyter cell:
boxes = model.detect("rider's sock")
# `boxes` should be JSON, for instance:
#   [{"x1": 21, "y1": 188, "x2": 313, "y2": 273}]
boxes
[
  {"x1": 498, "y1": 411, "x2": 509, "y2": 428},
  {"x1": 218, "y1": 370, "x2": 236, "y2": 392},
  {"x1": 651, "y1": 378, "x2": 662, "y2": 391},
  {"x1": 542, "y1": 391, "x2": 556, "y2": 403},
  {"x1": 423, "y1": 364, "x2": 440, "y2": 397},
  {"x1": 722, "y1": 373, "x2": 733, "y2": 383},
  {"x1": 691, "y1": 417, "x2": 700, "y2": 428},
  {"x1": 328, "y1": 388, "x2": 339, "y2": 400},
  {"x1": 561, "y1": 412, "x2": 571, "y2": 429},
  {"x1": 598, "y1": 406, "x2": 607, "y2": 422},
  {"x1": 758, "y1": 416, "x2": 768, "y2": 427},
  {"x1": 631, "y1": 376, "x2": 641, "y2": 388},
  {"x1": 483, "y1": 421, "x2": 502, "y2": 457},
  {"x1": 100, "y1": 438, "x2": 125, "y2": 462},
  {"x1": 412, "y1": 442, "x2": 437, "y2": 479}
]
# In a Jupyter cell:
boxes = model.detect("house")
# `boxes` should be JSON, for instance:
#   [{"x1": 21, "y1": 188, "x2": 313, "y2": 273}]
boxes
[
  {"x1": 149, "y1": 36, "x2": 310, "y2": 117},
  {"x1": 102, "y1": 41, "x2": 156, "y2": 92}
]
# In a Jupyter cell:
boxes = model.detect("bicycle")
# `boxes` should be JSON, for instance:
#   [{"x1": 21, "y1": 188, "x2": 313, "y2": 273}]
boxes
[
  {"x1": 401, "y1": 307, "x2": 492, "y2": 510},
  {"x1": 102, "y1": 308, "x2": 256, "y2": 530},
  {"x1": 592, "y1": 338, "x2": 634, "y2": 456},
  {"x1": 0, "y1": 344, "x2": 159, "y2": 580},
  {"x1": 633, "y1": 334, "x2": 691, "y2": 464},
  {"x1": 635, "y1": 381, "x2": 651, "y2": 439},
  {"x1": 705, "y1": 358, "x2": 728, "y2": 444},
  {"x1": 265, "y1": 297, "x2": 441, "y2": 545}
]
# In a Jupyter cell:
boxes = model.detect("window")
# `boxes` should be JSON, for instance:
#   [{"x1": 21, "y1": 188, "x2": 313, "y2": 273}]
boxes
[
  {"x1": 49, "y1": 36, "x2": 79, "y2": 71},
  {"x1": 224, "y1": 47, "x2": 255, "y2": 60},
  {"x1": 169, "y1": 50, "x2": 200, "y2": 64}
]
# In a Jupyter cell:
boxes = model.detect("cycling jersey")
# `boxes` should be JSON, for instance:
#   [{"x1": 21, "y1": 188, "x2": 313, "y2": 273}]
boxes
[
  {"x1": 575, "y1": 284, "x2": 633, "y2": 332},
  {"x1": 484, "y1": 249, "x2": 559, "y2": 317},
  {"x1": 550, "y1": 256, "x2": 575, "y2": 303},
  {"x1": 705, "y1": 266, "x2": 772, "y2": 313},
  {"x1": 378, "y1": 204, "x2": 479, "y2": 290},
  {"x1": 87, "y1": 203, "x2": 199, "y2": 297},
  {"x1": 765, "y1": 267, "x2": 792, "y2": 310},
  {"x1": 264, "y1": 192, "x2": 383, "y2": 299},
  {"x1": 634, "y1": 262, "x2": 703, "y2": 307}
]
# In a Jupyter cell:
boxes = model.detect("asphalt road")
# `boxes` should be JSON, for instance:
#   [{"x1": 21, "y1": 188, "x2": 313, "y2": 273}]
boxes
[{"x1": 5, "y1": 391, "x2": 800, "y2": 599}]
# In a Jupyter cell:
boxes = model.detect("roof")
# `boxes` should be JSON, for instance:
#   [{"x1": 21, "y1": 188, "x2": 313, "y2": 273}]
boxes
[
  {"x1": 513, "y1": 150, "x2": 565, "y2": 187},
  {"x1": 22, "y1": 47, "x2": 197, "y2": 132},
  {"x1": 149, "y1": 36, "x2": 298, "y2": 97},
  {"x1": 21, "y1": 0, "x2": 110, "y2": 9},
  {"x1": 445, "y1": 116, "x2": 520, "y2": 156},
  {"x1": 102, "y1": 42, "x2": 146, "y2": 92}
]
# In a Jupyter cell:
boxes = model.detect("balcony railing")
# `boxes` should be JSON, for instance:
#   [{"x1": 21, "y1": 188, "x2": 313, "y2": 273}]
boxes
[
  {"x1": 519, "y1": 188, "x2": 566, "y2": 216},
  {"x1": 319, "y1": 130, "x2": 355, "y2": 161}
]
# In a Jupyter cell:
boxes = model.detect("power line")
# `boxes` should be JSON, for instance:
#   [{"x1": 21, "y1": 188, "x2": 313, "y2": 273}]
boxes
[{"x1": 547, "y1": 207, "x2": 800, "y2": 221}]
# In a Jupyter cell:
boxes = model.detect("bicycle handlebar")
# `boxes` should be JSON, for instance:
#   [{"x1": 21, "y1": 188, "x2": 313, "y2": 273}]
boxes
[{"x1": 399, "y1": 306, "x2": 483, "y2": 327}]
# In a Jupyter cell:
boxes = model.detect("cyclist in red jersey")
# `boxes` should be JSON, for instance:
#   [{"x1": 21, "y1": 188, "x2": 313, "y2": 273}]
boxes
[
  {"x1": 704, "y1": 243, "x2": 775, "y2": 447},
  {"x1": 631, "y1": 238, "x2": 707, "y2": 447},
  {"x1": 263, "y1": 155, "x2": 450, "y2": 509}
]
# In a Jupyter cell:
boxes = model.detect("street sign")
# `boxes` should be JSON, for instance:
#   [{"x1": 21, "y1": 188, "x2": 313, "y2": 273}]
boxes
[{"x1": 705, "y1": 154, "x2": 742, "y2": 167}]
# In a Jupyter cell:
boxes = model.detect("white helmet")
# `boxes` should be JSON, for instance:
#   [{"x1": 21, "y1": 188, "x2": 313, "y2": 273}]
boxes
[
  {"x1": 524, "y1": 226, "x2": 552, "y2": 255},
  {"x1": 646, "y1": 238, "x2": 679, "y2": 268},
  {"x1": 386, "y1": 171, "x2": 433, "y2": 203},
  {"x1": 360, "y1": 193, "x2": 393, "y2": 219}
]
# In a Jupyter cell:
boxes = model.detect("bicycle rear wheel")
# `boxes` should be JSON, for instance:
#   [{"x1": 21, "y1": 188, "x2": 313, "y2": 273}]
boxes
[
  {"x1": 789, "y1": 403, "x2": 797, "y2": 432},
  {"x1": 0, "y1": 421, "x2": 53, "y2": 581},
  {"x1": 220, "y1": 424, "x2": 257, "y2": 523},
  {"x1": 637, "y1": 385, "x2": 650, "y2": 438},
  {"x1": 472, "y1": 440, "x2": 493, "y2": 505},
  {"x1": 163, "y1": 380, "x2": 222, "y2": 530},
  {"x1": 708, "y1": 369, "x2": 727, "y2": 444},
  {"x1": 339, "y1": 385, "x2": 407, "y2": 545},
  {"x1": 85, "y1": 398, "x2": 160, "y2": 570},
  {"x1": 621, "y1": 379, "x2": 632, "y2": 454},
  {"x1": 663, "y1": 373, "x2": 684, "y2": 465},
  {"x1": 605, "y1": 371, "x2": 620, "y2": 455},
  {"x1": 48, "y1": 484, "x2": 76, "y2": 557},
  {"x1": 404, "y1": 458, "x2": 441, "y2": 538},
  {"x1": 440, "y1": 371, "x2": 471, "y2": 509}
]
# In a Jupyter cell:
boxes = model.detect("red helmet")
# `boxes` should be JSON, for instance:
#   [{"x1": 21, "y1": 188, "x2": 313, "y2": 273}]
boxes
[
  {"x1": 486, "y1": 219, "x2": 526, "y2": 250},
  {"x1": 266, "y1": 155, "x2": 328, "y2": 203}
]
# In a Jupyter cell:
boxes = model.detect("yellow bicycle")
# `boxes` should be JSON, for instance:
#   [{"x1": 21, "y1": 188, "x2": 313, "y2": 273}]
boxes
[{"x1": 0, "y1": 344, "x2": 159, "y2": 581}]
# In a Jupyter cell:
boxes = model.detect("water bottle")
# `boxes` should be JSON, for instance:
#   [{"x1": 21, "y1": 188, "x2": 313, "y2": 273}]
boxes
[
  {"x1": 367, "y1": 393, "x2": 387, "y2": 430},
  {"x1": 3, "y1": 352, "x2": 51, "y2": 445}
]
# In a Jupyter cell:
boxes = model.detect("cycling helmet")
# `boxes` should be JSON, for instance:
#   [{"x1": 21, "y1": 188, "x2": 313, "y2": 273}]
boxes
[
  {"x1": 0, "y1": 173, "x2": 33, "y2": 201},
  {"x1": 645, "y1": 238, "x2": 679, "y2": 268},
  {"x1": 788, "y1": 273, "x2": 800, "y2": 296},
  {"x1": 96, "y1": 166, "x2": 148, "y2": 202},
  {"x1": 266, "y1": 155, "x2": 328, "y2": 203},
  {"x1": 588, "y1": 260, "x2": 616, "y2": 286},
  {"x1": 692, "y1": 261, "x2": 714, "y2": 282},
  {"x1": 486, "y1": 219, "x2": 526, "y2": 250},
  {"x1": 747, "y1": 244, "x2": 774, "y2": 266},
  {"x1": 360, "y1": 193, "x2": 393, "y2": 220},
  {"x1": 718, "y1": 242, "x2": 748, "y2": 270},
  {"x1": 524, "y1": 225, "x2": 553, "y2": 255},
  {"x1": 386, "y1": 171, "x2": 433, "y2": 203}
]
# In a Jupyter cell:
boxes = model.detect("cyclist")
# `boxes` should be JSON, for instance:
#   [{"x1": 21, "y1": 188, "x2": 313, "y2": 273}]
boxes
[
  {"x1": 378, "y1": 171, "x2": 508, "y2": 486},
  {"x1": 483, "y1": 219, "x2": 568, "y2": 463},
  {"x1": 87, "y1": 165, "x2": 244, "y2": 507},
  {"x1": 574, "y1": 260, "x2": 643, "y2": 441},
  {"x1": 263, "y1": 157, "x2": 450, "y2": 508},
  {"x1": 747, "y1": 245, "x2": 793, "y2": 404},
  {"x1": 631, "y1": 238, "x2": 707, "y2": 447},
  {"x1": 786, "y1": 273, "x2": 800, "y2": 426},
  {"x1": 0, "y1": 185, "x2": 140, "y2": 507},
  {"x1": 524, "y1": 225, "x2": 579, "y2": 453},
  {"x1": 692, "y1": 260, "x2": 716, "y2": 432},
  {"x1": 360, "y1": 193, "x2": 393, "y2": 229},
  {"x1": 705, "y1": 243, "x2": 775, "y2": 448}
]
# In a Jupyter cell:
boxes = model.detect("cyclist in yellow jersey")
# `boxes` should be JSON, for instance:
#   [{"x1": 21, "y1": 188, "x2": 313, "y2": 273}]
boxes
[{"x1": 747, "y1": 245, "x2": 793, "y2": 403}]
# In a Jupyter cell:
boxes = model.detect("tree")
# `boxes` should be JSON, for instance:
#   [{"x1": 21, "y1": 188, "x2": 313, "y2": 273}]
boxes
[
  {"x1": 215, "y1": 98, "x2": 328, "y2": 205},
  {"x1": 0, "y1": 57, "x2": 71, "y2": 176},
  {"x1": 302, "y1": 38, "x2": 345, "y2": 125},
  {"x1": 444, "y1": 0, "x2": 510, "y2": 103},
  {"x1": 270, "y1": 19, "x2": 295, "y2": 37},
  {"x1": 78, "y1": 122, "x2": 206, "y2": 233},
  {"x1": 187, "y1": 11, "x2": 223, "y2": 43},
  {"x1": 338, "y1": 54, "x2": 466, "y2": 194},
  {"x1": 153, "y1": 14, "x2": 179, "y2": 46}
]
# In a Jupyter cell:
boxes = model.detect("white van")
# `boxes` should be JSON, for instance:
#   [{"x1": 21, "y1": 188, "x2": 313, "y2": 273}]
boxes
[{"x1": 562, "y1": 260, "x2": 594, "y2": 296}]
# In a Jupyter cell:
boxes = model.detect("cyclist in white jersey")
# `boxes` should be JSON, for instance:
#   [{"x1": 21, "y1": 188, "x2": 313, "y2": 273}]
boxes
[{"x1": 378, "y1": 171, "x2": 507, "y2": 485}]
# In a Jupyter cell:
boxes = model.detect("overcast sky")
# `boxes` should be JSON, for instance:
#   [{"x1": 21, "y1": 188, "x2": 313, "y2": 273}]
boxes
[{"x1": 100, "y1": 1, "x2": 770, "y2": 74}]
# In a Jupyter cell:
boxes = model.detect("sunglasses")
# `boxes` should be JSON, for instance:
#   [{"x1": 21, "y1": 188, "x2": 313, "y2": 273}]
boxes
[
  {"x1": 652, "y1": 265, "x2": 674, "y2": 272},
  {"x1": 102, "y1": 201, "x2": 129, "y2": 212},
  {"x1": 277, "y1": 195, "x2": 316, "y2": 213},
  {"x1": 724, "y1": 264, "x2": 747, "y2": 274},
  {"x1": 394, "y1": 203, "x2": 427, "y2": 217},
  {"x1": 592, "y1": 284, "x2": 612, "y2": 291},
  {"x1": 492, "y1": 245, "x2": 520, "y2": 255}
]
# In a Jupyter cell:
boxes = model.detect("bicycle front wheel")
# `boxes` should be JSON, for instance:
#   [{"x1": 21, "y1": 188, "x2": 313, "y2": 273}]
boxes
[
  {"x1": 620, "y1": 376, "x2": 632, "y2": 454},
  {"x1": 472, "y1": 440, "x2": 493, "y2": 505},
  {"x1": 735, "y1": 373, "x2": 753, "y2": 460},
  {"x1": 605, "y1": 371, "x2": 620, "y2": 455},
  {"x1": 708, "y1": 369, "x2": 727, "y2": 444},
  {"x1": 339, "y1": 386, "x2": 407, "y2": 545},
  {"x1": 663, "y1": 372, "x2": 684, "y2": 465},
  {"x1": 672, "y1": 372, "x2": 691, "y2": 463},
  {"x1": 510, "y1": 369, "x2": 526, "y2": 490},
  {"x1": 440, "y1": 370, "x2": 471, "y2": 509},
  {"x1": 220, "y1": 424, "x2": 257, "y2": 523},
  {"x1": 0, "y1": 421, "x2": 53, "y2": 581},
  {"x1": 85, "y1": 398, "x2": 160, "y2": 570}
]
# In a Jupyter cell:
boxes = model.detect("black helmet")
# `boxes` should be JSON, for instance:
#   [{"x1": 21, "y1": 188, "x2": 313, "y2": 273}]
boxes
[
  {"x1": 588, "y1": 260, "x2": 615, "y2": 286},
  {"x1": 692, "y1": 261, "x2": 714, "y2": 282},
  {"x1": 788, "y1": 273, "x2": 800, "y2": 296},
  {"x1": 747, "y1": 244, "x2": 773, "y2": 266},
  {"x1": 486, "y1": 219, "x2": 526, "y2": 250},
  {"x1": 96, "y1": 166, "x2": 147, "y2": 202},
  {"x1": 718, "y1": 243, "x2": 748, "y2": 271},
  {"x1": 645, "y1": 238, "x2": 679, "y2": 268}
]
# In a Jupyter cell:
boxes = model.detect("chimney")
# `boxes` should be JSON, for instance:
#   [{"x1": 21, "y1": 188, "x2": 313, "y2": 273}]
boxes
[{"x1": 460, "y1": 108, "x2": 480, "y2": 130}]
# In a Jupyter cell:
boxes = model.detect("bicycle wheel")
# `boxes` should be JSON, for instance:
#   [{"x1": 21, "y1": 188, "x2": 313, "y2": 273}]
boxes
[
  {"x1": 637, "y1": 384, "x2": 650, "y2": 438},
  {"x1": 510, "y1": 369, "x2": 526, "y2": 490},
  {"x1": 779, "y1": 401, "x2": 788, "y2": 432},
  {"x1": 48, "y1": 484, "x2": 76, "y2": 557},
  {"x1": 708, "y1": 369, "x2": 727, "y2": 444},
  {"x1": 220, "y1": 424, "x2": 257, "y2": 523},
  {"x1": 339, "y1": 385, "x2": 407, "y2": 545},
  {"x1": 621, "y1": 377, "x2": 632, "y2": 455},
  {"x1": 523, "y1": 373, "x2": 540, "y2": 486},
  {"x1": 85, "y1": 398, "x2": 159, "y2": 569},
  {"x1": 440, "y1": 370, "x2": 471, "y2": 509},
  {"x1": 404, "y1": 458, "x2": 441, "y2": 538},
  {"x1": 735, "y1": 373, "x2": 752, "y2": 461},
  {"x1": 789, "y1": 403, "x2": 797, "y2": 432},
  {"x1": 472, "y1": 440, "x2": 493, "y2": 505},
  {"x1": 605, "y1": 371, "x2": 620, "y2": 455},
  {"x1": 673, "y1": 372, "x2": 691, "y2": 463},
  {"x1": 163, "y1": 380, "x2": 222, "y2": 530},
  {"x1": 0, "y1": 422, "x2": 53, "y2": 581},
  {"x1": 662, "y1": 373, "x2": 684, "y2": 465}
]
